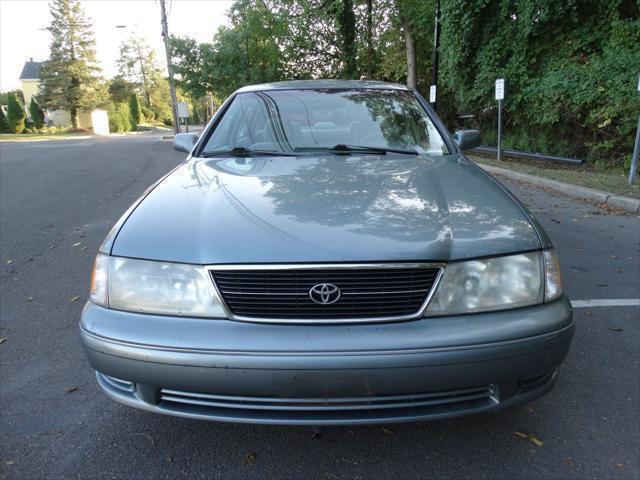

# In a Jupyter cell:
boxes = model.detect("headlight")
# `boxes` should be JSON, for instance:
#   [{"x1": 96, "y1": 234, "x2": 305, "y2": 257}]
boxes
[
  {"x1": 426, "y1": 252, "x2": 544, "y2": 316},
  {"x1": 90, "y1": 254, "x2": 226, "y2": 317}
]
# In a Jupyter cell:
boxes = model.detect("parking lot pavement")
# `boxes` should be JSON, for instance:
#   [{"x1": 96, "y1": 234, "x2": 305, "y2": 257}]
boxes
[{"x1": 1, "y1": 136, "x2": 638, "y2": 480}]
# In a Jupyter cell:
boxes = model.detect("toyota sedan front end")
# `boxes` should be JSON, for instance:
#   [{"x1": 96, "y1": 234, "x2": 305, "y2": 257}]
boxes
[{"x1": 80, "y1": 80, "x2": 573, "y2": 425}]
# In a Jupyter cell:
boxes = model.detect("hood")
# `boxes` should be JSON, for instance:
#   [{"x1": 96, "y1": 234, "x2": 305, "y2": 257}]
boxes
[{"x1": 109, "y1": 154, "x2": 542, "y2": 264}]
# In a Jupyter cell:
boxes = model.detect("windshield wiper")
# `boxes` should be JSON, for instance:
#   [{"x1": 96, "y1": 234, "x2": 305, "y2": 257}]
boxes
[
  {"x1": 295, "y1": 144, "x2": 419, "y2": 156},
  {"x1": 202, "y1": 147, "x2": 297, "y2": 158}
]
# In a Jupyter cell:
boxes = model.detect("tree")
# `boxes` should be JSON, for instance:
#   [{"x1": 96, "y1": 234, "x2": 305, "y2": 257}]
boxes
[
  {"x1": 37, "y1": 0, "x2": 106, "y2": 129},
  {"x1": 117, "y1": 34, "x2": 172, "y2": 122},
  {"x1": 0, "y1": 107, "x2": 9, "y2": 133},
  {"x1": 108, "y1": 76, "x2": 134, "y2": 104},
  {"x1": 6, "y1": 93, "x2": 26, "y2": 133},
  {"x1": 129, "y1": 91, "x2": 143, "y2": 127},
  {"x1": 334, "y1": 0, "x2": 357, "y2": 78},
  {"x1": 29, "y1": 98, "x2": 45, "y2": 129}
]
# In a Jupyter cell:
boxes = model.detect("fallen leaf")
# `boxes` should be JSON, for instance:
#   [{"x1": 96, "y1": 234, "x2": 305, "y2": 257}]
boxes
[
  {"x1": 64, "y1": 386, "x2": 78, "y2": 393},
  {"x1": 529, "y1": 434, "x2": 544, "y2": 447},
  {"x1": 564, "y1": 457, "x2": 574, "y2": 467},
  {"x1": 81, "y1": 246, "x2": 88, "y2": 250},
  {"x1": 4, "y1": 460, "x2": 13, "y2": 465},
  {"x1": 164, "y1": 455, "x2": 173, "y2": 464},
  {"x1": 49, "y1": 245, "x2": 56, "y2": 249},
  {"x1": 514, "y1": 431, "x2": 544, "y2": 446},
  {"x1": 382, "y1": 427, "x2": 392, "y2": 434},
  {"x1": 72, "y1": 242, "x2": 82, "y2": 247},
  {"x1": 26, "y1": 296, "x2": 34, "y2": 302},
  {"x1": 244, "y1": 452, "x2": 257, "y2": 465},
  {"x1": 0, "y1": 336, "x2": 7, "y2": 345},
  {"x1": 614, "y1": 463, "x2": 624, "y2": 469},
  {"x1": 6, "y1": 260, "x2": 12, "y2": 264},
  {"x1": 70, "y1": 296, "x2": 80, "y2": 302}
]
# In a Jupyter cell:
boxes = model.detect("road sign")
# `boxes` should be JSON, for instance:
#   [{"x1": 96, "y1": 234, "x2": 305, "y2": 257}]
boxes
[
  {"x1": 495, "y1": 78, "x2": 505, "y2": 100},
  {"x1": 429, "y1": 85, "x2": 437, "y2": 103},
  {"x1": 177, "y1": 102, "x2": 189, "y2": 119}
]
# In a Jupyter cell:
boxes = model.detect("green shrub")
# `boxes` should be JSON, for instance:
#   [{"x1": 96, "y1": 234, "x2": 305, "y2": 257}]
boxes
[
  {"x1": 0, "y1": 107, "x2": 9, "y2": 133},
  {"x1": 141, "y1": 106, "x2": 155, "y2": 122},
  {"x1": 129, "y1": 92, "x2": 143, "y2": 129},
  {"x1": 6, "y1": 93, "x2": 26, "y2": 133},
  {"x1": 107, "y1": 102, "x2": 133, "y2": 133},
  {"x1": 29, "y1": 98, "x2": 45, "y2": 129}
]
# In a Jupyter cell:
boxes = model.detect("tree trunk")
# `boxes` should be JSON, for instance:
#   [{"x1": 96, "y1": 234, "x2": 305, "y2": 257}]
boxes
[
  {"x1": 70, "y1": 105, "x2": 79, "y2": 130},
  {"x1": 338, "y1": 0, "x2": 357, "y2": 79},
  {"x1": 365, "y1": 0, "x2": 373, "y2": 78},
  {"x1": 402, "y1": 18, "x2": 417, "y2": 89}
]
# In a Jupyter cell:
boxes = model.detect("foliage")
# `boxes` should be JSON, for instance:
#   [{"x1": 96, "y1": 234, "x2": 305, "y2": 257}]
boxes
[
  {"x1": 37, "y1": 0, "x2": 106, "y2": 129},
  {"x1": 439, "y1": 0, "x2": 640, "y2": 164},
  {"x1": 117, "y1": 34, "x2": 172, "y2": 124},
  {"x1": 29, "y1": 98, "x2": 45, "y2": 129},
  {"x1": 107, "y1": 102, "x2": 132, "y2": 133},
  {"x1": 0, "y1": 107, "x2": 9, "y2": 133},
  {"x1": 141, "y1": 105, "x2": 155, "y2": 122},
  {"x1": 169, "y1": 0, "x2": 638, "y2": 165},
  {"x1": 108, "y1": 76, "x2": 133, "y2": 103},
  {"x1": 0, "y1": 90, "x2": 25, "y2": 106},
  {"x1": 6, "y1": 93, "x2": 26, "y2": 133},
  {"x1": 129, "y1": 92, "x2": 143, "y2": 128}
]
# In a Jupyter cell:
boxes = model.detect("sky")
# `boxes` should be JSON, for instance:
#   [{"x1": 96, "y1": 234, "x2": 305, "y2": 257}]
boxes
[{"x1": 0, "y1": 0, "x2": 233, "y2": 91}]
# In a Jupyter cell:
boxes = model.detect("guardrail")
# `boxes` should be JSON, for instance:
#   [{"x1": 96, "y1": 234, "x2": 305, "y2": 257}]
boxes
[{"x1": 470, "y1": 146, "x2": 585, "y2": 166}]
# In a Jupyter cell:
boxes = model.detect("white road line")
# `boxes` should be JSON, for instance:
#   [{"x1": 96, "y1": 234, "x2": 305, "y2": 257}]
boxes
[{"x1": 571, "y1": 299, "x2": 640, "y2": 308}]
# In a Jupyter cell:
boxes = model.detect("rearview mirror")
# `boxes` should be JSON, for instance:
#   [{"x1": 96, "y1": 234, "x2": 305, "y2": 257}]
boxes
[
  {"x1": 173, "y1": 133, "x2": 199, "y2": 153},
  {"x1": 453, "y1": 130, "x2": 481, "y2": 151}
]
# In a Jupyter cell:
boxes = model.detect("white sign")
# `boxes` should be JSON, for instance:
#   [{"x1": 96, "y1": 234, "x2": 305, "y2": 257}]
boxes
[
  {"x1": 495, "y1": 78, "x2": 505, "y2": 100},
  {"x1": 429, "y1": 85, "x2": 437, "y2": 103},
  {"x1": 177, "y1": 102, "x2": 189, "y2": 118}
]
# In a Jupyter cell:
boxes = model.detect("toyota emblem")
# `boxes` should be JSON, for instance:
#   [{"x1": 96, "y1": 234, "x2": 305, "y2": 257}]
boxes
[{"x1": 309, "y1": 283, "x2": 341, "y2": 305}]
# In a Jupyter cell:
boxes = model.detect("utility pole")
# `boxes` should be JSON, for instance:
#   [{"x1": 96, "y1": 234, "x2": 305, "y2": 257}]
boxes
[
  {"x1": 431, "y1": 0, "x2": 441, "y2": 110},
  {"x1": 159, "y1": 0, "x2": 180, "y2": 135}
]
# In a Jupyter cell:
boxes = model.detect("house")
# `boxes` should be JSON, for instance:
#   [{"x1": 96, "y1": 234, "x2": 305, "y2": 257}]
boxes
[{"x1": 19, "y1": 58, "x2": 94, "y2": 129}]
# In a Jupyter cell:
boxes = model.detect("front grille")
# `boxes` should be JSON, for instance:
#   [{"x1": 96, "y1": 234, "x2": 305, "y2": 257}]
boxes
[
  {"x1": 159, "y1": 386, "x2": 496, "y2": 414},
  {"x1": 210, "y1": 264, "x2": 441, "y2": 321}
]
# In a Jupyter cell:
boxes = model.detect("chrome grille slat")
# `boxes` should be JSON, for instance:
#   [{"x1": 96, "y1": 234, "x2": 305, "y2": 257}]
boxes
[
  {"x1": 209, "y1": 264, "x2": 443, "y2": 322},
  {"x1": 160, "y1": 386, "x2": 495, "y2": 412}
]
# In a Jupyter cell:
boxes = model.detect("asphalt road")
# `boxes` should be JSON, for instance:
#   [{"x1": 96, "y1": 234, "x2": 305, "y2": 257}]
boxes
[{"x1": 1, "y1": 134, "x2": 638, "y2": 480}]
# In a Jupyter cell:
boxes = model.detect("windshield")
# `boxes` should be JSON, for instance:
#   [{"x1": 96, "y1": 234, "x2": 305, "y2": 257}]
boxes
[{"x1": 201, "y1": 89, "x2": 448, "y2": 156}]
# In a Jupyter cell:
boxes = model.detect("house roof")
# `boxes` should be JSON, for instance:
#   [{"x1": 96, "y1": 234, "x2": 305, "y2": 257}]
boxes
[{"x1": 19, "y1": 60, "x2": 43, "y2": 80}]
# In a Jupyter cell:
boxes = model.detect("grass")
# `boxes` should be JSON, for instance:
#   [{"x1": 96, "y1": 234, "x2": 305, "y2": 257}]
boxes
[{"x1": 469, "y1": 154, "x2": 640, "y2": 199}]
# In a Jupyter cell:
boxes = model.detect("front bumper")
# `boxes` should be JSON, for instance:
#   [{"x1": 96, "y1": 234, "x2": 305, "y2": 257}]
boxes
[{"x1": 80, "y1": 298, "x2": 574, "y2": 425}]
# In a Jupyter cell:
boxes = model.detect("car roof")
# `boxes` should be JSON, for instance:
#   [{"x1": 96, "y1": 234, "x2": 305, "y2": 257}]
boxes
[{"x1": 235, "y1": 79, "x2": 410, "y2": 93}]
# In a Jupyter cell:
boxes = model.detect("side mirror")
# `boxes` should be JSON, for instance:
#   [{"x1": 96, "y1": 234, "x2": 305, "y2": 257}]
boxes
[
  {"x1": 173, "y1": 133, "x2": 199, "y2": 153},
  {"x1": 453, "y1": 130, "x2": 481, "y2": 151}
]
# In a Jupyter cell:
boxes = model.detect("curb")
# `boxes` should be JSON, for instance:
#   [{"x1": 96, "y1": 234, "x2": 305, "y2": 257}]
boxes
[{"x1": 477, "y1": 163, "x2": 640, "y2": 215}]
